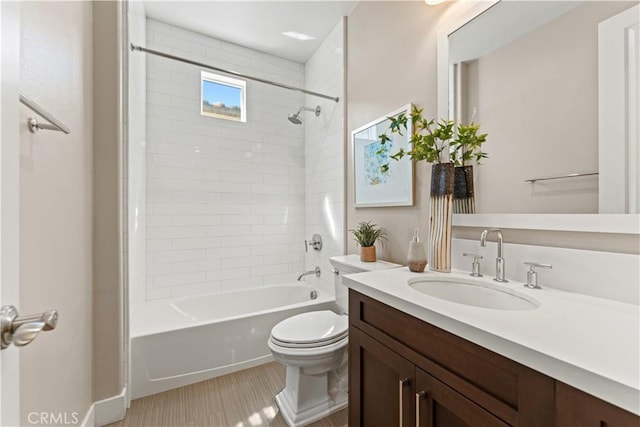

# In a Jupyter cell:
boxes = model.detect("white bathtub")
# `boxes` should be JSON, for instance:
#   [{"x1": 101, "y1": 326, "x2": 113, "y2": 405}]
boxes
[{"x1": 131, "y1": 283, "x2": 335, "y2": 399}]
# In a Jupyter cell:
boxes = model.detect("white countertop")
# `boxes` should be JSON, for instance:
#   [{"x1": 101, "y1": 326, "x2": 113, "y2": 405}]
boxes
[
  {"x1": 343, "y1": 267, "x2": 640, "y2": 415},
  {"x1": 330, "y1": 254, "x2": 403, "y2": 272}
]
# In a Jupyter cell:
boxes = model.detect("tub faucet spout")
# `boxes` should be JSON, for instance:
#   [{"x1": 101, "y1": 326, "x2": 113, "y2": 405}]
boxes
[{"x1": 297, "y1": 266, "x2": 321, "y2": 281}]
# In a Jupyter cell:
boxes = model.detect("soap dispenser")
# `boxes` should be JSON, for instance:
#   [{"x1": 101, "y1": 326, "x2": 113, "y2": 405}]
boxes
[{"x1": 407, "y1": 228, "x2": 427, "y2": 272}]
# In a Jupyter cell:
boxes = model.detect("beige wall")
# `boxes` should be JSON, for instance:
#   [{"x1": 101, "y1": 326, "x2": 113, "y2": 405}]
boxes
[
  {"x1": 92, "y1": 1, "x2": 123, "y2": 402},
  {"x1": 19, "y1": 1, "x2": 94, "y2": 423},
  {"x1": 347, "y1": 1, "x2": 453, "y2": 264},
  {"x1": 346, "y1": 1, "x2": 638, "y2": 265}
]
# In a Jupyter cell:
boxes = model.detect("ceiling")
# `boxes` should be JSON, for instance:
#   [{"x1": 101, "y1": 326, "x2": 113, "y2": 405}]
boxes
[{"x1": 143, "y1": 1, "x2": 358, "y2": 63}]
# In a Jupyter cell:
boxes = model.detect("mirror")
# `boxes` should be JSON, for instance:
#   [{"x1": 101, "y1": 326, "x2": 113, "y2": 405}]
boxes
[{"x1": 439, "y1": 1, "x2": 639, "y2": 216}]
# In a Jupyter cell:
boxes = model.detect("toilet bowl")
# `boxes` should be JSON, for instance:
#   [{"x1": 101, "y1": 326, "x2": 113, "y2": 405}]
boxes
[
  {"x1": 268, "y1": 310, "x2": 349, "y2": 426},
  {"x1": 268, "y1": 255, "x2": 401, "y2": 427}
]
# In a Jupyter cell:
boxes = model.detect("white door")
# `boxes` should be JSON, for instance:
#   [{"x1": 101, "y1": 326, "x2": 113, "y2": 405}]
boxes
[
  {"x1": 599, "y1": 4, "x2": 640, "y2": 213},
  {"x1": 1, "y1": 1, "x2": 22, "y2": 426}
]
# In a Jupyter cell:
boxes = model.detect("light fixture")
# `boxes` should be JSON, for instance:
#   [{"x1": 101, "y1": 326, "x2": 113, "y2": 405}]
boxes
[
  {"x1": 282, "y1": 31, "x2": 316, "y2": 41},
  {"x1": 424, "y1": 0, "x2": 446, "y2": 4}
]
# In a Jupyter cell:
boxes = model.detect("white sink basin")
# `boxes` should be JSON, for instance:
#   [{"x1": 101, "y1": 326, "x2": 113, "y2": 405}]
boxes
[{"x1": 409, "y1": 276, "x2": 539, "y2": 311}]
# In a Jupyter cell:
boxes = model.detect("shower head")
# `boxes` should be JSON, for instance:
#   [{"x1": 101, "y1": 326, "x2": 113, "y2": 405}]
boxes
[
  {"x1": 288, "y1": 105, "x2": 321, "y2": 125},
  {"x1": 288, "y1": 111, "x2": 303, "y2": 124}
]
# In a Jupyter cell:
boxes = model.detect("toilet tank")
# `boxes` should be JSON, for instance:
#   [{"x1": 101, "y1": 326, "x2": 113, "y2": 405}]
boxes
[{"x1": 329, "y1": 255, "x2": 402, "y2": 314}]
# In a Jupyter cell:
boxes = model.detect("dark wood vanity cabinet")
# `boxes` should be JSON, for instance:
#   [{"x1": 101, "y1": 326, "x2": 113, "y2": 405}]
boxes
[
  {"x1": 415, "y1": 368, "x2": 513, "y2": 427},
  {"x1": 555, "y1": 382, "x2": 639, "y2": 426},
  {"x1": 348, "y1": 289, "x2": 639, "y2": 427},
  {"x1": 350, "y1": 327, "x2": 414, "y2": 427},
  {"x1": 350, "y1": 327, "x2": 508, "y2": 427}
]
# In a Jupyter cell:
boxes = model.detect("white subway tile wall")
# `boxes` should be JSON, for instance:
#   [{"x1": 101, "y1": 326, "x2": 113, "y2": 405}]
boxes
[
  {"x1": 303, "y1": 21, "x2": 346, "y2": 297},
  {"x1": 145, "y1": 19, "x2": 307, "y2": 300},
  {"x1": 128, "y1": 4, "x2": 147, "y2": 308}
]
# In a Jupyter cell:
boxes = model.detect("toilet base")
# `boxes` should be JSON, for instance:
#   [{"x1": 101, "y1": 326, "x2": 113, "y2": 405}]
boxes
[
  {"x1": 275, "y1": 387, "x2": 347, "y2": 427},
  {"x1": 268, "y1": 313, "x2": 349, "y2": 426}
]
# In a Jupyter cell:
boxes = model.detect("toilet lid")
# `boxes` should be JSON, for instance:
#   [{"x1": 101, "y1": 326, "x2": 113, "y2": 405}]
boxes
[{"x1": 271, "y1": 310, "x2": 348, "y2": 347}]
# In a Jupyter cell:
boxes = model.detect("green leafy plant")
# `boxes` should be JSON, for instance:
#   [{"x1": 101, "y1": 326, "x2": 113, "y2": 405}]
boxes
[
  {"x1": 349, "y1": 221, "x2": 387, "y2": 248},
  {"x1": 379, "y1": 105, "x2": 488, "y2": 167},
  {"x1": 450, "y1": 122, "x2": 488, "y2": 166},
  {"x1": 380, "y1": 105, "x2": 454, "y2": 165}
]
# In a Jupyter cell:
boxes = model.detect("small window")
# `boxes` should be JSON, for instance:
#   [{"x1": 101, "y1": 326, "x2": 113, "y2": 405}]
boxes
[{"x1": 201, "y1": 71, "x2": 246, "y2": 123}]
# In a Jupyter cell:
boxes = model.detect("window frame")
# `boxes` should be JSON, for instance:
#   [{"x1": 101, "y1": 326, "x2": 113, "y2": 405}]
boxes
[{"x1": 200, "y1": 71, "x2": 247, "y2": 123}]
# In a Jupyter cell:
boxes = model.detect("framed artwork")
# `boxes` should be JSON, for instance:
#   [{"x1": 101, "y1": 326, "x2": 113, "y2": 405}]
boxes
[
  {"x1": 201, "y1": 71, "x2": 246, "y2": 122},
  {"x1": 352, "y1": 104, "x2": 414, "y2": 207}
]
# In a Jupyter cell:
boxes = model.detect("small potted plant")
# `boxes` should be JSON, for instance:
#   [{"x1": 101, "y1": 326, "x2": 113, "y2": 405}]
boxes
[{"x1": 349, "y1": 221, "x2": 387, "y2": 262}]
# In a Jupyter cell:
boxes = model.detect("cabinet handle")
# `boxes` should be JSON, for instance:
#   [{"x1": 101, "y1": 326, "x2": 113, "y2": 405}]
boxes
[
  {"x1": 399, "y1": 378, "x2": 409, "y2": 426},
  {"x1": 415, "y1": 391, "x2": 426, "y2": 426}
]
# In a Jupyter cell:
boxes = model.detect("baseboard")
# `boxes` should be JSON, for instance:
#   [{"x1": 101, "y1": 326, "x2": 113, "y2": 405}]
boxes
[
  {"x1": 80, "y1": 404, "x2": 95, "y2": 427},
  {"x1": 80, "y1": 387, "x2": 127, "y2": 427}
]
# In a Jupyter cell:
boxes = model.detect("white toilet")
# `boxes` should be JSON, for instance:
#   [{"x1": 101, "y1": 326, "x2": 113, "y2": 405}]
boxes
[{"x1": 268, "y1": 255, "x2": 401, "y2": 426}]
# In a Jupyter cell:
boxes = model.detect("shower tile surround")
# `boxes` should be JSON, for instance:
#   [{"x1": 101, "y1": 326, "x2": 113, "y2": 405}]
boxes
[
  {"x1": 145, "y1": 19, "x2": 308, "y2": 300},
  {"x1": 128, "y1": 4, "x2": 147, "y2": 310},
  {"x1": 303, "y1": 21, "x2": 346, "y2": 297}
]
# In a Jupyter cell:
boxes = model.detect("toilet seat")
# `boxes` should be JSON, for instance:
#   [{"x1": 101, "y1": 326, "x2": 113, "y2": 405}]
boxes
[
  {"x1": 270, "y1": 310, "x2": 348, "y2": 348},
  {"x1": 269, "y1": 335, "x2": 348, "y2": 358},
  {"x1": 270, "y1": 332, "x2": 347, "y2": 349}
]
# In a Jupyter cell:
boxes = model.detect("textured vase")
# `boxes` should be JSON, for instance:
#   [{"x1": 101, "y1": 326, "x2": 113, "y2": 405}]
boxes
[
  {"x1": 429, "y1": 163, "x2": 455, "y2": 272},
  {"x1": 453, "y1": 165, "x2": 475, "y2": 214},
  {"x1": 360, "y1": 246, "x2": 376, "y2": 262}
]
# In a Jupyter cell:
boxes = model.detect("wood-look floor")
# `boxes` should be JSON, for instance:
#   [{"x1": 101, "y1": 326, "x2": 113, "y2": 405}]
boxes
[{"x1": 106, "y1": 362, "x2": 348, "y2": 427}]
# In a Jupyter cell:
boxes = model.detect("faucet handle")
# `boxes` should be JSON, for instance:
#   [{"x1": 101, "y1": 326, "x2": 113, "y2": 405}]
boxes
[
  {"x1": 305, "y1": 234, "x2": 323, "y2": 252},
  {"x1": 463, "y1": 253, "x2": 483, "y2": 277},
  {"x1": 523, "y1": 262, "x2": 552, "y2": 289},
  {"x1": 463, "y1": 252, "x2": 483, "y2": 259},
  {"x1": 524, "y1": 262, "x2": 552, "y2": 269}
]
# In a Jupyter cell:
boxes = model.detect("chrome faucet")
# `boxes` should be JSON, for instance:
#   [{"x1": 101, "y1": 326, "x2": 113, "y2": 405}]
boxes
[
  {"x1": 297, "y1": 266, "x2": 321, "y2": 281},
  {"x1": 480, "y1": 228, "x2": 508, "y2": 283}
]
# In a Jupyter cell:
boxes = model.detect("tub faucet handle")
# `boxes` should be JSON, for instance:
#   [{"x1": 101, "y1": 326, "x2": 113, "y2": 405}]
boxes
[{"x1": 304, "y1": 234, "x2": 322, "y2": 252}]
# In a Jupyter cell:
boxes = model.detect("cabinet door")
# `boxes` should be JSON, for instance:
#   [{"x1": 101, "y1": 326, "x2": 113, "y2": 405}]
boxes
[
  {"x1": 556, "y1": 382, "x2": 639, "y2": 426},
  {"x1": 415, "y1": 368, "x2": 510, "y2": 427},
  {"x1": 349, "y1": 327, "x2": 415, "y2": 427}
]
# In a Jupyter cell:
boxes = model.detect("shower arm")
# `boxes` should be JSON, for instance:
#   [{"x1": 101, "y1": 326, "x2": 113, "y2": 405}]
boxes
[{"x1": 296, "y1": 105, "x2": 321, "y2": 116}]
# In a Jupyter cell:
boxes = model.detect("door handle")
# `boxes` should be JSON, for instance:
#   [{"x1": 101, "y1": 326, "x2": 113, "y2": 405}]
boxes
[
  {"x1": 399, "y1": 378, "x2": 409, "y2": 426},
  {"x1": 415, "y1": 391, "x2": 427, "y2": 426},
  {"x1": 1, "y1": 305, "x2": 58, "y2": 350}
]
